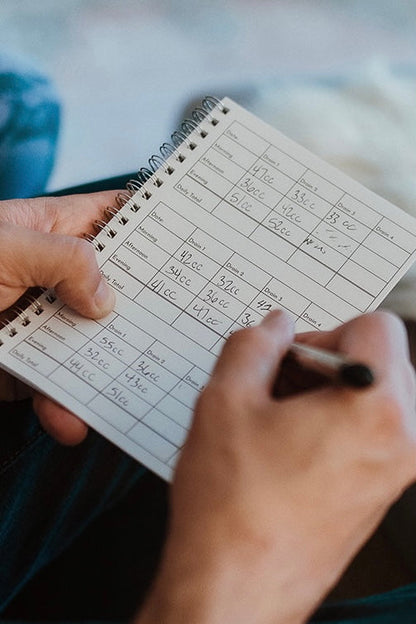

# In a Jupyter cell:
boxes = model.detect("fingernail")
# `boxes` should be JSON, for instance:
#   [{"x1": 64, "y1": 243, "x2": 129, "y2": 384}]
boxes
[{"x1": 94, "y1": 277, "x2": 115, "y2": 314}]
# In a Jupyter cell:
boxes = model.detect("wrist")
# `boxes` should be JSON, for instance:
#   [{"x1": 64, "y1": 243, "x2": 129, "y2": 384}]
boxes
[{"x1": 134, "y1": 533, "x2": 319, "y2": 624}]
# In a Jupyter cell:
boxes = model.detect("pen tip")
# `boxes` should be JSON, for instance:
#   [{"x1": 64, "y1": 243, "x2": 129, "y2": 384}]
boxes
[{"x1": 340, "y1": 364, "x2": 375, "y2": 388}]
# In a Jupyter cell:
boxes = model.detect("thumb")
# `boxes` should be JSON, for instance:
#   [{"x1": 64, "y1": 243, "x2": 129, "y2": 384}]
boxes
[{"x1": 0, "y1": 222, "x2": 115, "y2": 318}]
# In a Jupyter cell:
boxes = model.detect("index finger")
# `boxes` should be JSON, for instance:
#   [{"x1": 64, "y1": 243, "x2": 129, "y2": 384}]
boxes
[
  {"x1": 46, "y1": 191, "x2": 121, "y2": 237},
  {"x1": 210, "y1": 310, "x2": 295, "y2": 398},
  {"x1": 0, "y1": 191, "x2": 120, "y2": 238}
]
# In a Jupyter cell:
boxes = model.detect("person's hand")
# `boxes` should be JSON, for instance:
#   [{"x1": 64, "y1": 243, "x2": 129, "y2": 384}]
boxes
[
  {"x1": 137, "y1": 310, "x2": 416, "y2": 624},
  {"x1": 0, "y1": 193, "x2": 117, "y2": 444}
]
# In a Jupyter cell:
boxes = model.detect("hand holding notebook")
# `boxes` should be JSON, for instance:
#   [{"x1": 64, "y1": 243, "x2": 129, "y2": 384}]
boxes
[{"x1": 0, "y1": 191, "x2": 115, "y2": 442}]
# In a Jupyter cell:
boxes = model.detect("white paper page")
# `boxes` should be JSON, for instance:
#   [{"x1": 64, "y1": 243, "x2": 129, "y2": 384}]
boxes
[{"x1": 1, "y1": 97, "x2": 416, "y2": 481}]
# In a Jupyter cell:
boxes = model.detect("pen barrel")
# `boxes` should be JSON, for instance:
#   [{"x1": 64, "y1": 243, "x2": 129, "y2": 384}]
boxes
[
  {"x1": 288, "y1": 343, "x2": 374, "y2": 388},
  {"x1": 290, "y1": 342, "x2": 347, "y2": 371}
]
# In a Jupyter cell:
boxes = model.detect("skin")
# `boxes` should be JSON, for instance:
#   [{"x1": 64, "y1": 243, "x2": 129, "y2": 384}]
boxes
[
  {"x1": 1, "y1": 196, "x2": 416, "y2": 623},
  {"x1": 0, "y1": 193, "x2": 116, "y2": 444}
]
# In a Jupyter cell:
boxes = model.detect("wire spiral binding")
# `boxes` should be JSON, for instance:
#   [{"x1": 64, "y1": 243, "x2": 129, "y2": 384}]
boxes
[
  {"x1": 90, "y1": 96, "x2": 229, "y2": 245},
  {"x1": 0, "y1": 289, "x2": 46, "y2": 346},
  {"x1": 26, "y1": 294, "x2": 45, "y2": 315},
  {"x1": 0, "y1": 97, "x2": 229, "y2": 346}
]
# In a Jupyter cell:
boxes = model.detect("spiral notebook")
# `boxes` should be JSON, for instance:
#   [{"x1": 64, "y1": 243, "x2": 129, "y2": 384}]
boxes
[{"x1": 1, "y1": 96, "x2": 416, "y2": 481}]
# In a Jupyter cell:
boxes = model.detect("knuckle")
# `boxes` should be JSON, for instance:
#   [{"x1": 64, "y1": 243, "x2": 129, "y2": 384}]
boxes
[
  {"x1": 53, "y1": 237, "x2": 100, "y2": 312},
  {"x1": 369, "y1": 391, "x2": 412, "y2": 448},
  {"x1": 68, "y1": 237, "x2": 96, "y2": 268},
  {"x1": 368, "y1": 310, "x2": 404, "y2": 333},
  {"x1": 55, "y1": 237, "x2": 99, "y2": 288},
  {"x1": 373, "y1": 311, "x2": 409, "y2": 348}
]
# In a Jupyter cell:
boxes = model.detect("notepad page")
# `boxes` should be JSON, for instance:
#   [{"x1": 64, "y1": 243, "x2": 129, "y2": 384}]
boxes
[{"x1": 2, "y1": 97, "x2": 416, "y2": 481}]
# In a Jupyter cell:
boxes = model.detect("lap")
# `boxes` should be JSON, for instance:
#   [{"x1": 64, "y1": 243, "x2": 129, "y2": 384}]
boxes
[{"x1": 0, "y1": 400, "x2": 145, "y2": 611}]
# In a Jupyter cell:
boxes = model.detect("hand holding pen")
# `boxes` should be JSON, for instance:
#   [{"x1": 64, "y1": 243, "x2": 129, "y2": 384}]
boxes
[
  {"x1": 273, "y1": 317, "x2": 376, "y2": 398},
  {"x1": 157, "y1": 310, "x2": 416, "y2": 624}
]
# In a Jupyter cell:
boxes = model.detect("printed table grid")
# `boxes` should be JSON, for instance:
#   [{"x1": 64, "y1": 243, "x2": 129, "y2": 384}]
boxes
[
  {"x1": 175, "y1": 171, "x2": 380, "y2": 312},
  {"x1": 12, "y1": 300, "x2": 204, "y2": 463},
  {"x1": 106, "y1": 200, "x2": 347, "y2": 345},
  {"x1": 207, "y1": 119, "x2": 414, "y2": 248},
  {"x1": 221, "y1": 119, "x2": 416, "y2": 242},
  {"x1": 177, "y1": 122, "x2": 413, "y2": 315},
  {"x1": 2, "y1": 96, "x2": 416, "y2": 482}
]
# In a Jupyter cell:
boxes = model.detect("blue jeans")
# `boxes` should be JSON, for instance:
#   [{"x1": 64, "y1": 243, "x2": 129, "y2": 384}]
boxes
[
  {"x1": 0, "y1": 53, "x2": 60, "y2": 200},
  {"x1": 0, "y1": 400, "x2": 145, "y2": 613}
]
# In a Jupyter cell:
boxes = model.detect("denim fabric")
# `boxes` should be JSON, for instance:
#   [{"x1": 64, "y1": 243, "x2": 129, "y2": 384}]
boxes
[
  {"x1": 0, "y1": 400, "x2": 145, "y2": 612},
  {"x1": 1, "y1": 402, "x2": 415, "y2": 623},
  {"x1": 0, "y1": 53, "x2": 60, "y2": 199},
  {"x1": 310, "y1": 583, "x2": 416, "y2": 623}
]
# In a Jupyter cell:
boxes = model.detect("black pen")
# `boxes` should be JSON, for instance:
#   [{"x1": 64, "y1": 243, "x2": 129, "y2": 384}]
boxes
[{"x1": 288, "y1": 342, "x2": 375, "y2": 388}]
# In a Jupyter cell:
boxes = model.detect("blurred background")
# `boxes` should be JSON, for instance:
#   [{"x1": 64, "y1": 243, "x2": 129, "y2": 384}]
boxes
[{"x1": 0, "y1": 0, "x2": 414, "y2": 189}]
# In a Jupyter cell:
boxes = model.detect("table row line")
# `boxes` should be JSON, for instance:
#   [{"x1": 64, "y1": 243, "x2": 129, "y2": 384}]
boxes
[
  {"x1": 105, "y1": 246, "x2": 387, "y2": 317},
  {"x1": 176, "y1": 169, "x2": 415, "y2": 255},
  {"x1": 9, "y1": 337, "x2": 202, "y2": 420}
]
